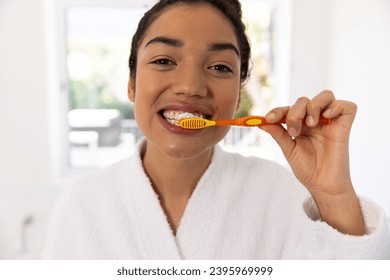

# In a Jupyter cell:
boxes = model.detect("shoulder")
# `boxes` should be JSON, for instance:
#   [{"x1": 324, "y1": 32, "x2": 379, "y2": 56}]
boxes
[
  {"x1": 58, "y1": 152, "x2": 143, "y2": 209},
  {"x1": 70, "y1": 156, "x2": 135, "y2": 192}
]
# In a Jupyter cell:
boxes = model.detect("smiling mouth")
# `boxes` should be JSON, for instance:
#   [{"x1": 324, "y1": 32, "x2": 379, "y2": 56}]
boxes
[{"x1": 159, "y1": 110, "x2": 209, "y2": 126}]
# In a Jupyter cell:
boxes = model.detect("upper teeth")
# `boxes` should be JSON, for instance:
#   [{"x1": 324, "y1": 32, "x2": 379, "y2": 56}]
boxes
[{"x1": 163, "y1": 110, "x2": 204, "y2": 126}]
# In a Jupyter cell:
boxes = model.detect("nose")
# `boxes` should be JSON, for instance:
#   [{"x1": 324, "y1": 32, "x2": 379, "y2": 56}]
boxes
[{"x1": 171, "y1": 63, "x2": 208, "y2": 98}]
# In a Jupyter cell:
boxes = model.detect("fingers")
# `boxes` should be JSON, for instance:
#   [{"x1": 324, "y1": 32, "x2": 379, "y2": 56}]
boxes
[
  {"x1": 287, "y1": 97, "x2": 310, "y2": 137},
  {"x1": 306, "y1": 90, "x2": 335, "y2": 127},
  {"x1": 261, "y1": 90, "x2": 357, "y2": 167},
  {"x1": 259, "y1": 124, "x2": 296, "y2": 160},
  {"x1": 265, "y1": 90, "x2": 337, "y2": 137},
  {"x1": 322, "y1": 99, "x2": 358, "y2": 126},
  {"x1": 265, "y1": 106, "x2": 290, "y2": 123},
  {"x1": 265, "y1": 97, "x2": 310, "y2": 137}
]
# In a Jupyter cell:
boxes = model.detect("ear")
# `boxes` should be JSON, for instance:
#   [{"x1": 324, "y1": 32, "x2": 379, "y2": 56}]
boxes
[{"x1": 128, "y1": 76, "x2": 135, "y2": 102}]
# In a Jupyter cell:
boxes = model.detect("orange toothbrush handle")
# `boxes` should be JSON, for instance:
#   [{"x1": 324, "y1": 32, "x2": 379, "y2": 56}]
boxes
[
  {"x1": 215, "y1": 116, "x2": 332, "y2": 127},
  {"x1": 214, "y1": 116, "x2": 265, "y2": 127}
]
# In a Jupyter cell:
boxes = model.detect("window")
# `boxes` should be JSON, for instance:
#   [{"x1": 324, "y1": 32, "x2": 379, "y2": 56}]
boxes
[
  {"x1": 64, "y1": 4, "x2": 147, "y2": 168},
  {"x1": 61, "y1": 0, "x2": 282, "y2": 170}
]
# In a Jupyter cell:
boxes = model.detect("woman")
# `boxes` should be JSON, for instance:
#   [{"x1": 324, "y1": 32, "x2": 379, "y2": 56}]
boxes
[{"x1": 43, "y1": 0, "x2": 390, "y2": 259}]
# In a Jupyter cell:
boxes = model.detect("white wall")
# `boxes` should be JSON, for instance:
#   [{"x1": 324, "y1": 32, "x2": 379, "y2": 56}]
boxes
[
  {"x1": 0, "y1": 0, "x2": 57, "y2": 258},
  {"x1": 289, "y1": 0, "x2": 390, "y2": 216},
  {"x1": 328, "y1": 0, "x2": 390, "y2": 215},
  {"x1": 290, "y1": 0, "x2": 333, "y2": 96}
]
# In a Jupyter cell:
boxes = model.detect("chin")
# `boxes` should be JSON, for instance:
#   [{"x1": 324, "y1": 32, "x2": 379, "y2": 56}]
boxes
[
  {"x1": 162, "y1": 139, "x2": 214, "y2": 161},
  {"x1": 144, "y1": 125, "x2": 230, "y2": 160}
]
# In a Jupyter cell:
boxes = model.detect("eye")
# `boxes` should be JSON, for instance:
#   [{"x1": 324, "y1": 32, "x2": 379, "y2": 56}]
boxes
[
  {"x1": 151, "y1": 58, "x2": 175, "y2": 65},
  {"x1": 209, "y1": 64, "x2": 233, "y2": 74}
]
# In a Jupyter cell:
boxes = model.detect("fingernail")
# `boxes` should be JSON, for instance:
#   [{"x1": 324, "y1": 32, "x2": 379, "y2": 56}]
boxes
[
  {"x1": 266, "y1": 112, "x2": 276, "y2": 121},
  {"x1": 306, "y1": 115, "x2": 315, "y2": 126},
  {"x1": 323, "y1": 108, "x2": 332, "y2": 117},
  {"x1": 288, "y1": 127, "x2": 298, "y2": 137}
]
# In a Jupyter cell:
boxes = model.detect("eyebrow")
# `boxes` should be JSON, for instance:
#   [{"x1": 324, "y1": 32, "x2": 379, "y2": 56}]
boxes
[
  {"x1": 208, "y1": 43, "x2": 240, "y2": 57},
  {"x1": 145, "y1": 36, "x2": 240, "y2": 57},
  {"x1": 145, "y1": 36, "x2": 184, "y2": 48}
]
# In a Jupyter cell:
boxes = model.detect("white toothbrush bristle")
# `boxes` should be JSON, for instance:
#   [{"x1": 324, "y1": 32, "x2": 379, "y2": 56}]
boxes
[{"x1": 178, "y1": 112, "x2": 198, "y2": 120}]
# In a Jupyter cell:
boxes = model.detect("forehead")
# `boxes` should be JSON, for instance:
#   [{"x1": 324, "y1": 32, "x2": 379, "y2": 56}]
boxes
[{"x1": 141, "y1": 4, "x2": 238, "y2": 47}]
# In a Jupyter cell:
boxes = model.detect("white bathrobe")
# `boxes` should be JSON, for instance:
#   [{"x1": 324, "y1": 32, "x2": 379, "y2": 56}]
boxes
[{"x1": 43, "y1": 140, "x2": 390, "y2": 259}]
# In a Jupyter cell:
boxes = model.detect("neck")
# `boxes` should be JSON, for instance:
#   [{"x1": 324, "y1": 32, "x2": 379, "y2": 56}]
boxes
[
  {"x1": 142, "y1": 141, "x2": 213, "y2": 200},
  {"x1": 141, "y1": 140, "x2": 213, "y2": 233}
]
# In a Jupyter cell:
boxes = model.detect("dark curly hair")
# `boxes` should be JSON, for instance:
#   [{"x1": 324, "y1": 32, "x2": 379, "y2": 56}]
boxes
[{"x1": 129, "y1": 0, "x2": 251, "y2": 85}]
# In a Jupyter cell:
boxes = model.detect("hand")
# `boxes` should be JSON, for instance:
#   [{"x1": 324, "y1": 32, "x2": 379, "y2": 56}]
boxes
[
  {"x1": 261, "y1": 90, "x2": 355, "y2": 194},
  {"x1": 260, "y1": 90, "x2": 365, "y2": 235}
]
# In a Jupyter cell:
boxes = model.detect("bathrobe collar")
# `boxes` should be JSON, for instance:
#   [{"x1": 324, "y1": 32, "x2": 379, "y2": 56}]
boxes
[{"x1": 124, "y1": 139, "x2": 225, "y2": 259}]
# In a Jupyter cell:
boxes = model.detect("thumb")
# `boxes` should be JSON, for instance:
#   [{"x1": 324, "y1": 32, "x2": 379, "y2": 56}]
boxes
[{"x1": 259, "y1": 125, "x2": 295, "y2": 159}]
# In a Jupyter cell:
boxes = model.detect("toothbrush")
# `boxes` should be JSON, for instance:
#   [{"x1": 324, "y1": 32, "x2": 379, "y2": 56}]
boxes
[{"x1": 179, "y1": 115, "x2": 332, "y2": 129}]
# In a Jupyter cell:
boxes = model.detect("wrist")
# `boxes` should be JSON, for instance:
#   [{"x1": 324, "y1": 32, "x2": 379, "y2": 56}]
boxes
[{"x1": 311, "y1": 190, "x2": 366, "y2": 236}]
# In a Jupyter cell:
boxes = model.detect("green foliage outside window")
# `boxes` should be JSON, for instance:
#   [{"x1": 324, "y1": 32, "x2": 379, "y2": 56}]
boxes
[
  {"x1": 69, "y1": 80, "x2": 134, "y2": 119},
  {"x1": 234, "y1": 88, "x2": 254, "y2": 118}
]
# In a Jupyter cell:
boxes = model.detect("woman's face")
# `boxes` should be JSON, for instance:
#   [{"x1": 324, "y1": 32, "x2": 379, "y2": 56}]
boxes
[{"x1": 128, "y1": 4, "x2": 241, "y2": 159}]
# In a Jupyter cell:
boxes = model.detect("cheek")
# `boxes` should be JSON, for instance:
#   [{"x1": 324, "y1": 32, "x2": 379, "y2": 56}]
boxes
[
  {"x1": 132, "y1": 72, "x2": 167, "y2": 128},
  {"x1": 132, "y1": 77, "x2": 150, "y2": 123},
  {"x1": 133, "y1": 73, "x2": 159, "y2": 104},
  {"x1": 217, "y1": 89, "x2": 241, "y2": 117},
  {"x1": 135, "y1": 66, "x2": 169, "y2": 96}
]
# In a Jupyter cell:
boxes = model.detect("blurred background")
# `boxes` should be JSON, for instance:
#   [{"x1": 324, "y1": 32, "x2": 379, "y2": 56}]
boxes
[{"x1": 0, "y1": 0, "x2": 389, "y2": 259}]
